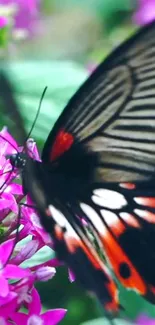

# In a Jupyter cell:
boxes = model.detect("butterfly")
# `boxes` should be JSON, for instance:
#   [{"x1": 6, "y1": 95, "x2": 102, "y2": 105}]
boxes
[{"x1": 1, "y1": 19, "x2": 155, "y2": 315}]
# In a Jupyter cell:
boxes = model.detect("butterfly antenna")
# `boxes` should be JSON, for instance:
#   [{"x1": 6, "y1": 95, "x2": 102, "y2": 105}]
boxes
[{"x1": 24, "y1": 86, "x2": 48, "y2": 142}]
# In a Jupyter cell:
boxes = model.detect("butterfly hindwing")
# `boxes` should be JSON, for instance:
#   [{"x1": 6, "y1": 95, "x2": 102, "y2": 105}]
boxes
[{"x1": 73, "y1": 181, "x2": 155, "y2": 304}]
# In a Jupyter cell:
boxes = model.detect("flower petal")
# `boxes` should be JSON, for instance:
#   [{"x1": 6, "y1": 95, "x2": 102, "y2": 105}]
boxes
[
  {"x1": 0, "y1": 198, "x2": 12, "y2": 210},
  {"x1": 0, "y1": 240, "x2": 14, "y2": 265},
  {"x1": 0, "y1": 128, "x2": 18, "y2": 154},
  {"x1": 41, "y1": 309, "x2": 67, "y2": 325},
  {"x1": 35, "y1": 266, "x2": 56, "y2": 282},
  {"x1": 4, "y1": 265, "x2": 30, "y2": 279},
  {"x1": 27, "y1": 315, "x2": 43, "y2": 325},
  {"x1": 10, "y1": 312, "x2": 28, "y2": 325},
  {"x1": 0, "y1": 292, "x2": 17, "y2": 317},
  {"x1": 11, "y1": 240, "x2": 39, "y2": 265},
  {"x1": 27, "y1": 139, "x2": 41, "y2": 161},
  {"x1": 68, "y1": 268, "x2": 75, "y2": 283},
  {"x1": 0, "y1": 17, "x2": 8, "y2": 29},
  {"x1": 1, "y1": 193, "x2": 18, "y2": 214},
  {"x1": 6, "y1": 184, "x2": 23, "y2": 195},
  {"x1": 0, "y1": 277, "x2": 9, "y2": 298},
  {"x1": 28, "y1": 288, "x2": 41, "y2": 315}
]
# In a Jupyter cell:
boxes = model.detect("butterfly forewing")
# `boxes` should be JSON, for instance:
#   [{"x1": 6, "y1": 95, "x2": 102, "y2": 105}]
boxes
[{"x1": 42, "y1": 21, "x2": 155, "y2": 182}]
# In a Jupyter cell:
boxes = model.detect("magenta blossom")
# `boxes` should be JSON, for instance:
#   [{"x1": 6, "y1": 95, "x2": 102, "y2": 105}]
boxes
[
  {"x1": 0, "y1": 239, "x2": 30, "y2": 298},
  {"x1": 21, "y1": 195, "x2": 52, "y2": 247},
  {"x1": 1, "y1": 0, "x2": 40, "y2": 35},
  {"x1": 0, "y1": 16, "x2": 7, "y2": 29},
  {"x1": 0, "y1": 291, "x2": 18, "y2": 317},
  {"x1": 11, "y1": 288, "x2": 67, "y2": 325},
  {"x1": 0, "y1": 128, "x2": 67, "y2": 324},
  {"x1": 133, "y1": 0, "x2": 155, "y2": 25},
  {"x1": 136, "y1": 314, "x2": 155, "y2": 324}
]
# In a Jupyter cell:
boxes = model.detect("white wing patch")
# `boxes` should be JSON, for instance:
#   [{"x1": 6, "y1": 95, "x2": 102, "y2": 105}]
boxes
[
  {"x1": 100, "y1": 209, "x2": 119, "y2": 227},
  {"x1": 49, "y1": 205, "x2": 79, "y2": 239},
  {"x1": 134, "y1": 208, "x2": 155, "y2": 223},
  {"x1": 92, "y1": 189, "x2": 127, "y2": 209},
  {"x1": 80, "y1": 203, "x2": 106, "y2": 235}
]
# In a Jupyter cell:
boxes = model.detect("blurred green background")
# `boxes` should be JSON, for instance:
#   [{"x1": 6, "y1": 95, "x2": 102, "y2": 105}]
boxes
[{"x1": 1, "y1": 0, "x2": 155, "y2": 324}]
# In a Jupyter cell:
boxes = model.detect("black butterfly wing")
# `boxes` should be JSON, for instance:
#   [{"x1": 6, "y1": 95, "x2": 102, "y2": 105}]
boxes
[
  {"x1": 42, "y1": 20, "x2": 155, "y2": 182},
  {"x1": 0, "y1": 71, "x2": 119, "y2": 313},
  {"x1": 22, "y1": 158, "x2": 119, "y2": 313},
  {"x1": 2, "y1": 20, "x2": 155, "y2": 311},
  {"x1": 41, "y1": 20, "x2": 155, "y2": 304},
  {"x1": 65, "y1": 180, "x2": 155, "y2": 305}
]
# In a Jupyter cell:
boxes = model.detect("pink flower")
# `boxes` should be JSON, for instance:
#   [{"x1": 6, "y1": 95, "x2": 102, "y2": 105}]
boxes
[
  {"x1": 34, "y1": 265, "x2": 56, "y2": 282},
  {"x1": 10, "y1": 276, "x2": 34, "y2": 307},
  {"x1": 0, "y1": 240, "x2": 30, "y2": 297},
  {"x1": 0, "y1": 17, "x2": 8, "y2": 29},
  {"x1": 10, "y1": 239, "x2": 40, "y2": 265},
  {"x1": 1, "y1": 0, "x2": 40, "y2": 35},
  {"x1": 0, "y1": 291, "x2": 17, "y2": 317},
  {"x1": 0, "y1": 129, "x2": 22, "y2": 218},
  {"x1": 11, "y1": 288, "x2": 67, "y2": 325},
  {"x1": 86, "y1": 63, "x2": 97, "y2": 74},
  {"x1": 136, "y1": 314, "x2": 155, "y2": 324},
  {"x1": 21, "y1": 196, "x2": 52, "y2": 247},
  {"x1": 68, "y1": 268, "x2": 75, "y2": 283},
  {"x1": 0, "y1": 128, "x2": 67, "y2": 324},
  {"x1": 133, "y1": 0, "x2": 155, "y2": 25}
]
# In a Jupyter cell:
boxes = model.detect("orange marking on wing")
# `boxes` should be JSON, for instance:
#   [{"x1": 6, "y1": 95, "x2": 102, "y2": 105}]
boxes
[
  {"x1": 110, "y1": 220, "x2": 126, "y2": 237},
  {"x1": 46, "y1": 208, "x2": 52, "y2": 217},
  {"x1": 119, "y1": 213, "x2": 140, "y2": 228},
  {"x1": 55, "y1": 225, "x2": 64, "y2": 240},
  {"x1": 50, "y1": 129, "x2": 74, "y2": 161},
  {"x1": 66, "y1": 236, "x2": 105, "y2": 270},
  {"x1": 72, "y1": 238, "x2": 119, "y2": 312},
  {"x1": 105, "y1": 280, "x2": 119, "y2": 312},
  {"x1": 110, "y1": 214, "x2": 139, "y2": 238},
  {"x1": 135, "y1": 197, "x2": 155, "y2": 208},
  {"x1": 135, "y1": 209, "x2": 155, "y2": 223},
  {"x1": 100, "y1": 232, "x2": 146, "y2": 295},
  {"x1": 120, "y1": 183, "x2": 136, "y2": 190},
  {"x1": 54, "y1": 226, "x2": 119, "y2": 311},
  {"x1": 54, "y1": 224, "x2": 102, "y2": 269}
]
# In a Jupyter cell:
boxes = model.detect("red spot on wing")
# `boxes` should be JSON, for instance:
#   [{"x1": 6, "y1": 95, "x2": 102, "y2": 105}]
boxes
[
  {"x1": 120, "y1": 183, "x2": 136, "y2": 190},
  {"x1": 50, "y1": 130, "x2": 74, "y2": 161}
]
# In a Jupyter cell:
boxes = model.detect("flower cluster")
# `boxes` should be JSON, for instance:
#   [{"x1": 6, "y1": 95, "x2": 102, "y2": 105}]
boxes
[
  {"x1": 133, "y1": 0, "x2": 155, "y2": 25},
  {"x1": 0, "y1": 127, "x2": 66, "y2": 324},
  {"x1": 136, "y1": 314, "x2": 155, "y2": 324},
  {"x1": 0, "y1": 0, "x2": 39, "y2": 41}
]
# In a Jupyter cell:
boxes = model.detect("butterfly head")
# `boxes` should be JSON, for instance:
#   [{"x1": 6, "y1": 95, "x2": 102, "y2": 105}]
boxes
[{"x1": 9, "y1": 152, "x2": 26, "y2": 169}]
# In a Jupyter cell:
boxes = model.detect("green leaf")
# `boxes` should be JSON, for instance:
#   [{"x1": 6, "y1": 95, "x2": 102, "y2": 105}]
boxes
[
  {"x1": 3, "y1": 61, "x2": 88, "y2": 145},
  {"x1": 81, "y1": 318, "x2": 133, "y2": 325},
  {"x1": 55, "y1": 0, "x2": 133, "y2": 16}
]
